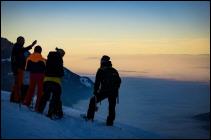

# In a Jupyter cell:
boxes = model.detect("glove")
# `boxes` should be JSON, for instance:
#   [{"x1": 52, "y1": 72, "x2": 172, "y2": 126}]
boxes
[{"x1": 31, "y1": 40, "x2": 37, "y2": 46}]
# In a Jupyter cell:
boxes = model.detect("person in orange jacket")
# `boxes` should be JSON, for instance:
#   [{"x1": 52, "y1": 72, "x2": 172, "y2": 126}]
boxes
[{"x1": 23, "y1": 45, "x2": 46, "y2": 111}]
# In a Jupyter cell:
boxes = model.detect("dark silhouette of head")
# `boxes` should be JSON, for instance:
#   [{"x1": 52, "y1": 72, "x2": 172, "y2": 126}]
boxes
[
  {"x1": 55, "y1": 47, "x2": 65, "y2": 57},
  {"x1": 100, "y1": 55, "x2": 112, "y2": 68},
  {"x1": 101, "y1": 55, "x2": 110, "y2": 63},
  {"x1": 16, "y1": 36, "x2": 25, "y2": 47},
  {"x1": 34, "y1": 45, "x2": 42, "y2": 53}
]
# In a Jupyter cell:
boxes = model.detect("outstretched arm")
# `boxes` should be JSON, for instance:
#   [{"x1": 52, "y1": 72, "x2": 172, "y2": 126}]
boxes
[{"x1": 23, "y1": 40, "x2": 37, "y2": 51}]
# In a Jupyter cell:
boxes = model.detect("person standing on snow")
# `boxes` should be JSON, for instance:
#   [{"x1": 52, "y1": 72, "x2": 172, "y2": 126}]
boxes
[
  {"x1": 10, "y1": 36, "x2": 37, "y2": 103},
  {"x1": 84, "y1": 55, "x2": 121, "y2": 126},
  {"x1": 37, "y1": 47, "x2": 65, "y2": 119},
  {"x1": 23, "y1": 45, "x2": 46, "y2": 112}
]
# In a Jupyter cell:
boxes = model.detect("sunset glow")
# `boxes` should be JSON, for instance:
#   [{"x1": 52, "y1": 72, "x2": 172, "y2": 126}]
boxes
[{"x1": 1, "y1": 1, "x2": 210, "y2": 81}]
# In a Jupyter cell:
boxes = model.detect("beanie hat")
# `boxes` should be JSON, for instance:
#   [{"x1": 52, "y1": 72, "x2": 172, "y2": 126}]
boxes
[
  {"x1": 101, "y1": 55, "x2": 110, "y2": 64},
  {"x1": 55, "y1": 47, "x2": 65, "y2": 57}
]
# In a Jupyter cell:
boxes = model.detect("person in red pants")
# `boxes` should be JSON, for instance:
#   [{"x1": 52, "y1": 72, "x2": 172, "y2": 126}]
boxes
[
  {"x1": 10, "y1": 36, "x2": 37, "y2": 103},
  {"x1": 23, "y1": 46, "x2": 46, "y2": 111}
]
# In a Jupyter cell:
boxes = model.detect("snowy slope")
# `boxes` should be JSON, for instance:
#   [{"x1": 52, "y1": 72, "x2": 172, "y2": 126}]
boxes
[{"x1": 1, "y1": 91, "x2": 163, "y2": 139}]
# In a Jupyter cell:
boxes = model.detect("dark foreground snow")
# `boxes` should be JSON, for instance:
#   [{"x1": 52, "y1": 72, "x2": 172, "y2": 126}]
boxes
[{"x1": 1, "y1": 91, "x2": 163, "y2": 139}]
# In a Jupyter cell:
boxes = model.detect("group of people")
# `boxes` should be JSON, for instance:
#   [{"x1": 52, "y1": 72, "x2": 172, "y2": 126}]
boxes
[
  {"x1": 10, "y1": 36, "x2": 65, "y2": 119},
  {"x1": 10, "y1": 36, "x2": 121, "y2": 126}
]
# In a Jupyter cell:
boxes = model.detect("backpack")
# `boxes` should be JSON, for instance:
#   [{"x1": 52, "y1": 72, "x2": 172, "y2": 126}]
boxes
[
  {"x1": 101, "y1": 67, "x2": 121, "y2": 91},
  {"x1": 45, "y1": 51, "x2": 64, "y2": 77}
]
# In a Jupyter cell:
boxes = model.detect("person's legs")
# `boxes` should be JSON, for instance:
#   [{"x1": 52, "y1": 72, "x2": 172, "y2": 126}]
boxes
[
  {"x1": 10, "y1": 75, "x2": 19, "y2": 102},
  {"x1": 107, "y1": 95, "x2": 117, "y2": 126},
  {"x1": 23, "y1": 73, "x2": 36, "y2": 106},
  {"x1": 48, "y1": 83, "x2": 61, "y2": 118},
  {"x1": 52, "y1": 98, "x2": 63, "y2": 118},
  {"x1": 35, "y1": 73, "x2": 45, "y2": 111},
  {"x1": 50, "y1": 84, "x2": 63, "y2": 118},
  {"x1": 10, "y1": 69, "x2": 24, "y2": 102},
  {"x1": 17, "y1": 69, "x2": 24, "y2": 101},
  {"x1": 37, "y1": 82, "x2": 51, "y2": 113}
]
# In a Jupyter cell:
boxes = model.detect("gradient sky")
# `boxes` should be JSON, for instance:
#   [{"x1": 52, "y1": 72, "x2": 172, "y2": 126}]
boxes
[{"x1": 1, "y1": 1, "x2": 210, "y2": 81}]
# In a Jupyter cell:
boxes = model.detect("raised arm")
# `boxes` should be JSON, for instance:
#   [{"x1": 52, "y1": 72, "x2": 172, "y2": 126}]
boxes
[{"x1": 23, "y1": 40, "x2": 37, "y2": 51}]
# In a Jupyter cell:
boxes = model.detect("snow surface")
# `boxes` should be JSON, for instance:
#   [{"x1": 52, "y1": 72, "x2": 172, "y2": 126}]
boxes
[{"x1": 1, "y1": 91, "x2": 163, "y2": 139}]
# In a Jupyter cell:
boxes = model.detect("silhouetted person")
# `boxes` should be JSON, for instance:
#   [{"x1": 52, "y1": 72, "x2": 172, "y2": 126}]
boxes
[
  {"x1": 85, "y1": 55, "x2": 121, "y2": 126},
  {"x1": 10, "y1": 36, "x2": 37, "y2": 103},
  {"x1": 23, "y1": 46, "x2": 46, "y2": 111},
  {"x1": 38, "y1": 47, "x2": 65, "y2": 119}
]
